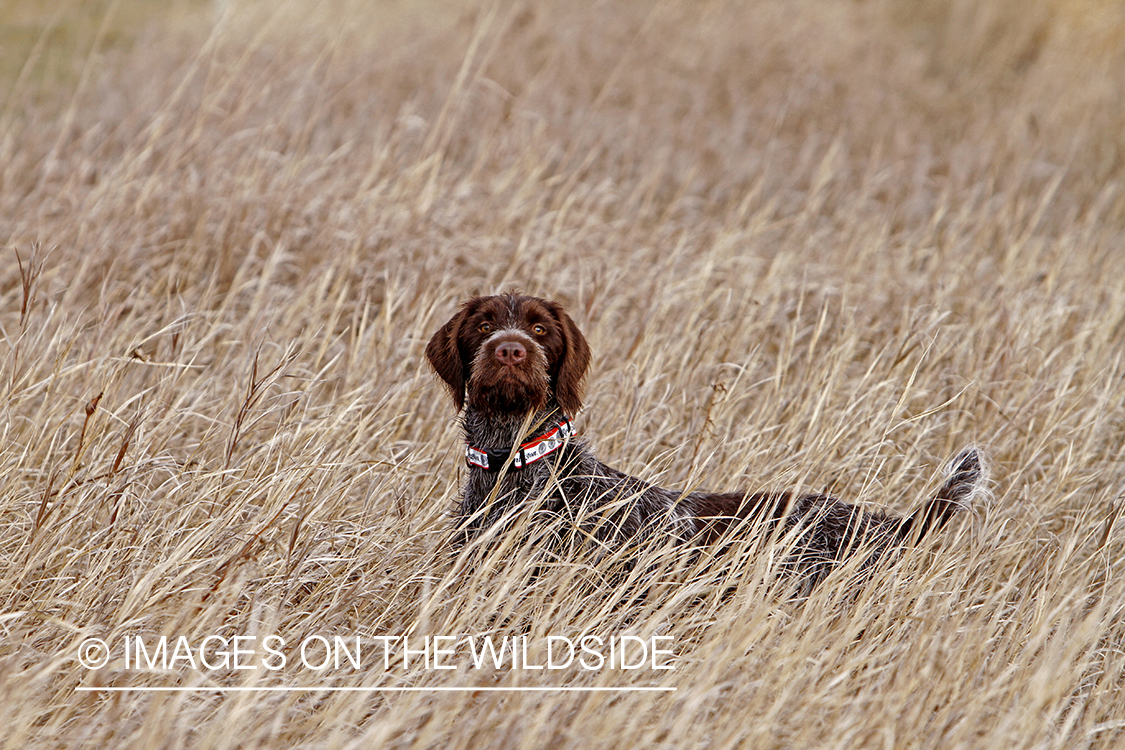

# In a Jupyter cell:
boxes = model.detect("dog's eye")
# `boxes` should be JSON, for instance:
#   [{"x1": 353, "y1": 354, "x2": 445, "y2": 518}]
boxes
[
  {"x1": 532, "y1": 324, "x2": 546, "y2": 335},
  {"x1": 479, "y1": 322, "x2": 493, "y2": 334}
]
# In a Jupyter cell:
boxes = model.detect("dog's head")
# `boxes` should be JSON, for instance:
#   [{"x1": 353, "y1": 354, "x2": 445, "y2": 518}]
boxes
[{"x1": 425, "y1": 293, "x2": 591, "y2": 417}]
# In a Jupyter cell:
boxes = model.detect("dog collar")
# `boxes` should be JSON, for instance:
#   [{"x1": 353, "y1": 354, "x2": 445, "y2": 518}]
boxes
[{"x1": 466, "y1": 418, "x2": 575, "y2": 471}]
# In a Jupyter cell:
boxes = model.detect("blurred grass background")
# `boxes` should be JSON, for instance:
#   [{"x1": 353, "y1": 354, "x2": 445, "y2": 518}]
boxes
[{"x1": 1, "y1": 0, "x2": 1124, "y2": 748}]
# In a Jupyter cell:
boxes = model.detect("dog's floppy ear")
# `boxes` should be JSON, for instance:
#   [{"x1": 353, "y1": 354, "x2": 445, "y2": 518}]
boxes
[
  {"x1": 425, "y1": 299, "x2": 479, "y2": 411},
  {"x1": 548, "y1": 301, "x2": 591, "y2": 416}
]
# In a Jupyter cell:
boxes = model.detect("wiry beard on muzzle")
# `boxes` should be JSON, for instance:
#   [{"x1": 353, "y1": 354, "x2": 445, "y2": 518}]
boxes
[{"x1": 467, "y1": 335, "x2": 551, "y2": 416}]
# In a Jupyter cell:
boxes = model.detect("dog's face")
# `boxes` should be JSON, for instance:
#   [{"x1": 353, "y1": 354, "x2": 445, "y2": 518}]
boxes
[{"x1": 425, "y1": 293, "x2": 591, "y2": 417}]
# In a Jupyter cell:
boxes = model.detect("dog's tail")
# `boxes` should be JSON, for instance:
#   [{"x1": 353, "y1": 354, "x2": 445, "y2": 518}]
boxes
[{"x1": 898, "y1": 447, "x2": 988, "y2": 542}]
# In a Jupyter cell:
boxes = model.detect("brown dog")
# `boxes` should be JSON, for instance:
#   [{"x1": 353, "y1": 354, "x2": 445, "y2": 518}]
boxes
[{"x1": 426, "y1": 292, "x2": 985, "y2": 586}]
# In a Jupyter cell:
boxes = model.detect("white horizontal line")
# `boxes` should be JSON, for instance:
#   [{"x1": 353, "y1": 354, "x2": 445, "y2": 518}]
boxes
[{"x1": 76, "y1": 686, "x2": 675, "y2": 693}]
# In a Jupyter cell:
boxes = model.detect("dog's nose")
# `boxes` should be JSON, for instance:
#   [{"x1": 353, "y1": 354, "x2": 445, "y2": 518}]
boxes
[{"x1": 495, "y1": 341, "x2": 527, "y2": 365}]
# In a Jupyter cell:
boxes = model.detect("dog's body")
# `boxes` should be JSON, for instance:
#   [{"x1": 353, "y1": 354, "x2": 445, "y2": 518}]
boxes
[{"x1": 426, "y1": 293, "x2": 985, "y2": 584}]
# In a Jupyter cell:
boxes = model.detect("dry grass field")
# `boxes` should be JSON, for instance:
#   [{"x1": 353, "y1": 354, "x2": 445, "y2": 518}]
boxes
[{"x1": 2, "y1": 0, "x2": 1125, "y2": 747}]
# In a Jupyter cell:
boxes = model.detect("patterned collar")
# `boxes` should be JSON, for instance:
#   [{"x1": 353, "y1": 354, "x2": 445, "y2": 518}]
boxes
[{"x1": 466, "y1": 418, "x2": 575, "y2": 472}]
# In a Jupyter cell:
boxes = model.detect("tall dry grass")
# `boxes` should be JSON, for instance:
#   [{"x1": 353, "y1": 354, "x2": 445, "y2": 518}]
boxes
[{"x1": 1, "y1": 0, "x2": 1124, "y2": 747}]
